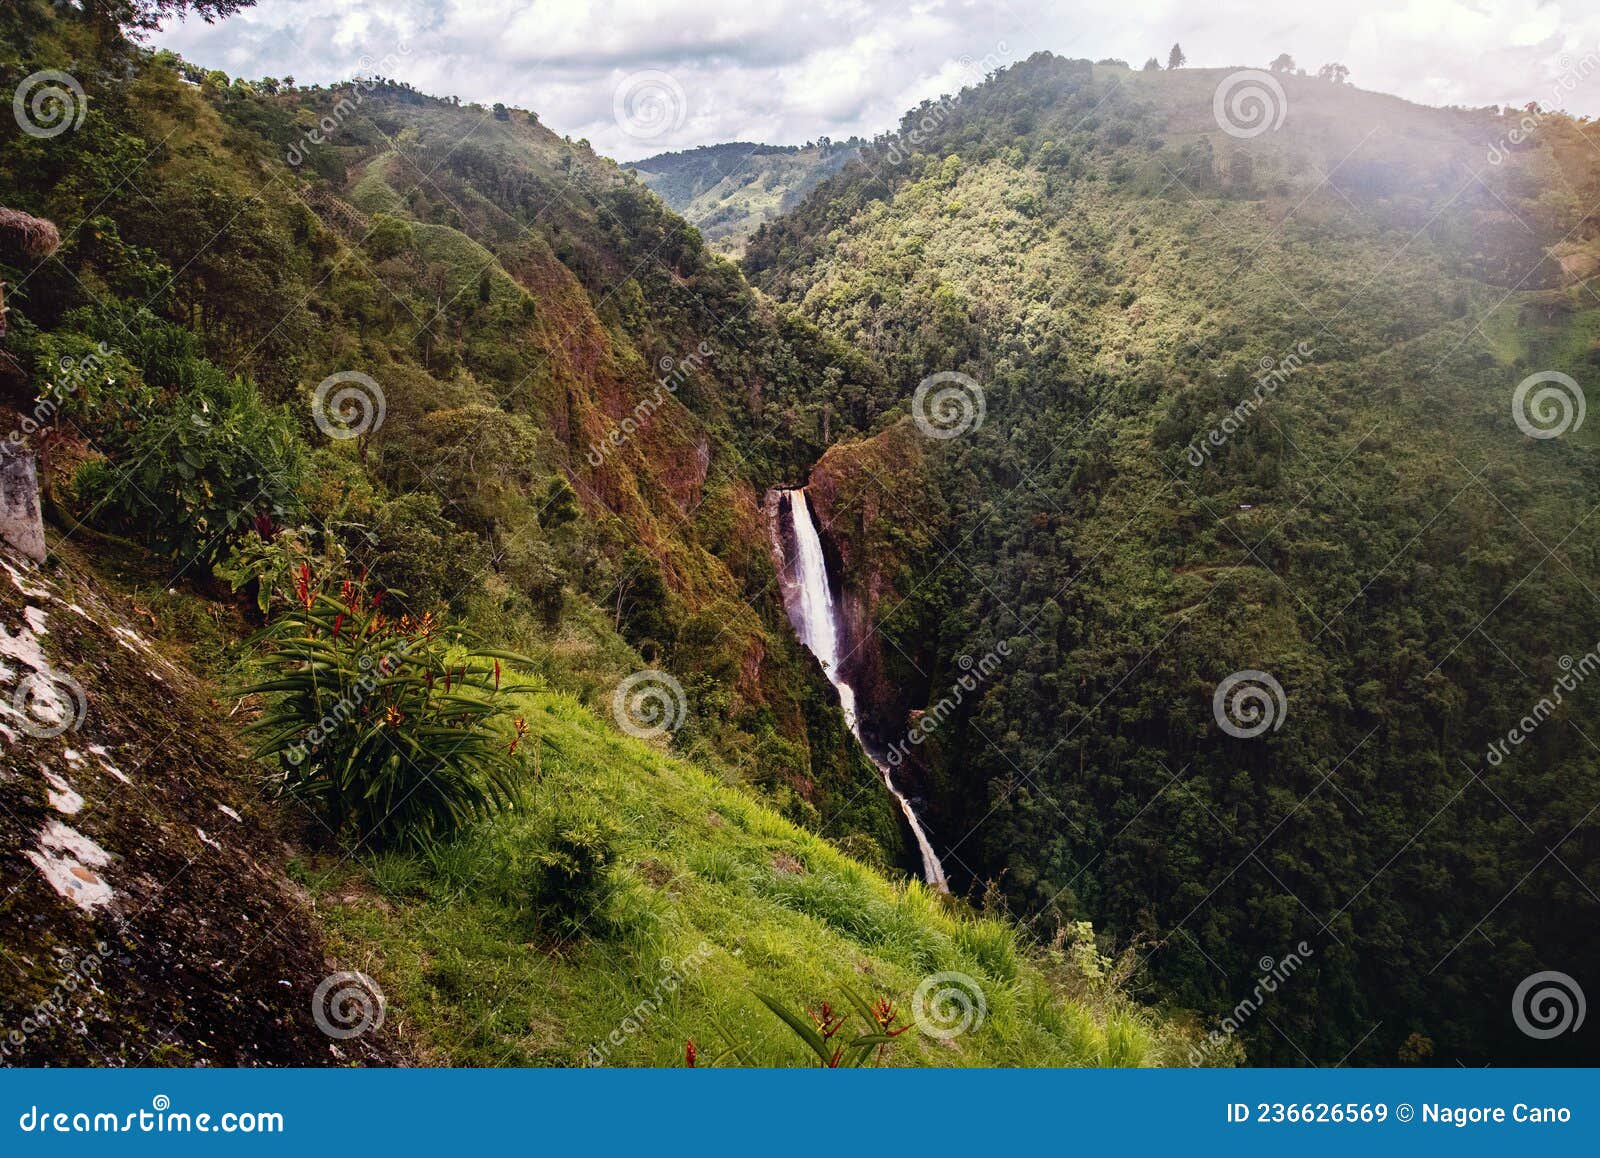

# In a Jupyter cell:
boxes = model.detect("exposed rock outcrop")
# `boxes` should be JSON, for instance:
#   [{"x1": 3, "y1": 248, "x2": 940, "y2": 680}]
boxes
[{"x1": 0, "y1": 544, "x2": 406, "y2": 1066}]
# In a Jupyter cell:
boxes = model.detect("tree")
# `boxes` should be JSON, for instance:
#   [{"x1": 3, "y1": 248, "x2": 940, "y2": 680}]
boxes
[
  {"x1": 1143, "y1": 57, "x2": 1161, "y2": 71},
  {"x1": 492, "y1": 102, "x2": 510, "y2": 121},
  {"x1": 1318, "y1": 62, "x2": 1350, "y2": 85},
  {"x1": 1269, "y1": 53, "x2": 1295, "y2": 73},
  {"x1": 1167, "y1": 43, "x2": 1187, "y2": 69},
  {"x1": 84, "y1": 0, "x2": 256, "y2": 34}
]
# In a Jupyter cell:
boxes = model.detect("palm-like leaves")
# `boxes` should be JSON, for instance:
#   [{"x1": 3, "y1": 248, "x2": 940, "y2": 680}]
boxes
[
  {"x1": 755, "y1": 989, "x2": 903, "y2": 1068},
  {"x1": 238, "y1": 565, "x2": 535, "y2": 848}
]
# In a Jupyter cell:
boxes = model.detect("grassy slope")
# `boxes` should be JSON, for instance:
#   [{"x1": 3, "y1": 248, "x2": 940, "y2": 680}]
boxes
[
  {"x1": 0, "y1": 0, "x2": 911, "y2": 854},
  {"x1": 312, "y1": 683, "x2": 1182, "y2": 1066}
]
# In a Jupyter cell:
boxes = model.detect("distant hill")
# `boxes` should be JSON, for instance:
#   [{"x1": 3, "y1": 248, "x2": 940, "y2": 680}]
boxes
[{"x1": 629, "y1": 141, "x2": 860, "y2": 254}]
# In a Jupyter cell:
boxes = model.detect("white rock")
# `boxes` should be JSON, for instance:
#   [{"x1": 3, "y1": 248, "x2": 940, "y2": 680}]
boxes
[{"x1": 24, "y1": 820, "x2": 114, "y2": 912}]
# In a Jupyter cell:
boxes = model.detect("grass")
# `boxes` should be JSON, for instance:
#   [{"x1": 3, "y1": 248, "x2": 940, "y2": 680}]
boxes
[{"x1": 310, "y1": 686, "x2": 1189, "y2": 1067}]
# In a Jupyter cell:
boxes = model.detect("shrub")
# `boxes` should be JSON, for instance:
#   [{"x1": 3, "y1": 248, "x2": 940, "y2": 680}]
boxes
[
  {"x1": 60, "y1": 309, "x2": 305, "y2": 567},
  {"x1": 523, "y1": 810, "x2": 615, "y2": 932},
  {"x1": 239, "y1": 564, "x2": 534, "y2": 847}
]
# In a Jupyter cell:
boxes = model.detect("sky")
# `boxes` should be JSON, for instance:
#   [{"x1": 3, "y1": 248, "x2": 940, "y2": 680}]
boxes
[{"x1": 152, "y1": 0, "x2": 1600, "y2": 162}]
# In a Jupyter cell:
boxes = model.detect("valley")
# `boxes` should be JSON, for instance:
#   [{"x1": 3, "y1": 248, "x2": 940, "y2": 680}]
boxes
[{"x1": 0, "y1": 0, "x2": 1596, "y2": 1070}]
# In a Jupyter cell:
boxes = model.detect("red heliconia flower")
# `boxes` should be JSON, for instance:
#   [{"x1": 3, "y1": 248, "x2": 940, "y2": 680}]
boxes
[
  {"x1": 684, "y1": 1039, "x2": 697, "y2": 1068},
  {"x1": 332, "y1": 612, "x2": 344, "y2": 639},
  {"x1": 508, "y1": 716, "x2": 529, "y2": 754},
  {"x1": 494, "y1": 658, "x2": 501, "y2": 691},
  {"x1": 293, "y1": 561, "x2": 314, "y2": 610},
  {"x1": 808, "y1": 1002, "x2": 845, "y2": 1040},
  {"x1": 871, "y1": 996, "x2": 910, "y2": 1036}
]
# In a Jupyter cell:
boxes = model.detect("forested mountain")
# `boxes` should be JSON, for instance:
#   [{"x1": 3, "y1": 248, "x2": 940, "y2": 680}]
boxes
[
  {"x1": 0, "y1": 0, "x2": 901, "y2": 846},
  {"x1": 0, "y1": 3, "x2": 1183, "y2": 1066},
  {"x1": 630, "y1": 140, "x2": 860, "y2": 254},
  {"x1": 4, "y1": 0, "x2": 1595, "y2": 1070},
  {"x1": 747, "y1": 54, "x2": 1600, "y2": 1065}
]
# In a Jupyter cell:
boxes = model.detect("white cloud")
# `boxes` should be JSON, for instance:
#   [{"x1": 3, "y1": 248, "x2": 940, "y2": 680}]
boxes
[{"x1": 153, "y1": 0, "x2": 1600, "y2": 161}]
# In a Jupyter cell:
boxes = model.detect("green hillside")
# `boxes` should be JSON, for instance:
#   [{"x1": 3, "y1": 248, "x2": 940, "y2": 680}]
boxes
[
  {"x1": 746, "y1": 54, "x2": 1600, "y2": 1066},
  {"x1": 0, "y1": 4, "x2": 1184, "y2": 1066},
  {"x1": 630, "y1": 141, "x2": 860, "y2": 255}
]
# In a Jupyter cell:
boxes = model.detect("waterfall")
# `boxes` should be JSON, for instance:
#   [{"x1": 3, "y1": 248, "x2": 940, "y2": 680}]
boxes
[{"x1": 780, "y1": 489, "x2": 949, "y2": 892}]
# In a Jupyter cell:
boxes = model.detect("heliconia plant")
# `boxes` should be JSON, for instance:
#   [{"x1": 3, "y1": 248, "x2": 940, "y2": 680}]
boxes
[
  {"x1": 755, "y1": 988, "x2": 908, "y2": 1068},
  {"x1": 237, "y1": 562, "x2": 539, "y2": 848}
]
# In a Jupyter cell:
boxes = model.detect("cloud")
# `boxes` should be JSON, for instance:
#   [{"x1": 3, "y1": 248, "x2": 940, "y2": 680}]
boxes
[{"x1": 154, "y1": 0, "x2": 1600, "y2": 161}]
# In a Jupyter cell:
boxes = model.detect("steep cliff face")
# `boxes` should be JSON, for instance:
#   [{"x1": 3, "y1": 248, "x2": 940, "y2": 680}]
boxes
[
  {"x1": 0, "y1": 543, "x2": 405, "y2": 1065},
  {"x1": 804, "y1": 423, "x2": 945, "y2": 761}
]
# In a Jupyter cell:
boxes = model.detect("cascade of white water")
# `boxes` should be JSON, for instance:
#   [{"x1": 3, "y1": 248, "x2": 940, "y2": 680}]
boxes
[{"x1": 784, "y1": 489, "x2": 949, "y2": 892}]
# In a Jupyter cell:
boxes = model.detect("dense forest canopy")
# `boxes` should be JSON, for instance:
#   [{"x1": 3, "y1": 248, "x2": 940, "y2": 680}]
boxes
[
  {"x1": 2, "y1": 0, "x2": 1597, "y2": 1069},
  {"x1": 747, "y1": 52, "x2": 1600, "y2": 1065}
]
